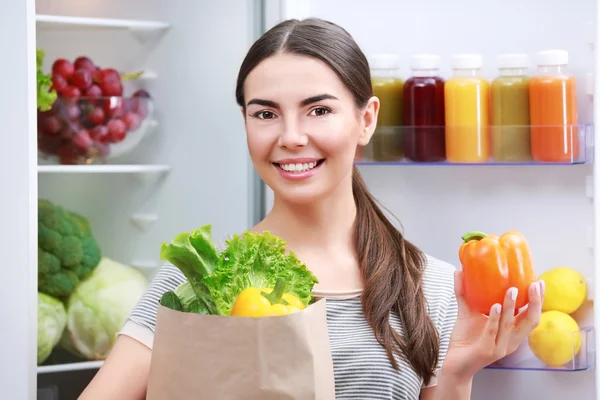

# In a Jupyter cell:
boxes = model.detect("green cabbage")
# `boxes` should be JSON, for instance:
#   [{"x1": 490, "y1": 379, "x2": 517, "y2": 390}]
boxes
[
  {"x1": 60, "y1": 257, "x2": 147, "y2": 360},
  {"x1": 37, "y1": 292, "x2": 67, "y2": 365}
]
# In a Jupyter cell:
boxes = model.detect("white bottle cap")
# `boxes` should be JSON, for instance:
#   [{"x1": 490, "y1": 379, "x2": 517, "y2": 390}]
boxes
[
  {"x1": 497, "y1": 54, "x2": 529, "y2": 69},
  {"x1": 451, "y1": 54, "x2": 483, "y2": 69},
  {"x1": 409, "y1": 54, "x2": 441, "y2": 70},
  {"x1": 536, "y1": 49, "x2": 569, "y2": 66},
  {"x1": 369, "y1": 54, "x2": 402, "y2": 70}
]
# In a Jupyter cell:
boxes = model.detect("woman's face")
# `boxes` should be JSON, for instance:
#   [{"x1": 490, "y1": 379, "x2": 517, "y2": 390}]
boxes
[{"x1": 242, "y1": 52, "x2": 379, "y2": 205}]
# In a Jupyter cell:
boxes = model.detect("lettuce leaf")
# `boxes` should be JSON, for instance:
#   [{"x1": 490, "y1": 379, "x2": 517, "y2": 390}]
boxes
[
  {"x1": 203, "y1": 231, "x2": 319, "y2": 316},
  {"x1": 36, "y1": 49, "x2": 57, "y2": 111},
  {"x1": 159, "y1": 225, "x2": 219, "y2": 314}
]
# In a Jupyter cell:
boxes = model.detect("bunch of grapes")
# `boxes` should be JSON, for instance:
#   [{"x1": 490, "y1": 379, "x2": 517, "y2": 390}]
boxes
[{"x1": 37, "y1": 56, "x2": 152, "y2": 165}]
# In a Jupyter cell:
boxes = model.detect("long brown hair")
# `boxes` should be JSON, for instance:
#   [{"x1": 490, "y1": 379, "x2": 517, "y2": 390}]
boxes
[{"x1": 235, "y1": 18, "x2": 439, "y2": 385}]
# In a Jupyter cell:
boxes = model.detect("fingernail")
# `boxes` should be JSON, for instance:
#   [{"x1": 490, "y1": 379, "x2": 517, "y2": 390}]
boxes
[
  {"x1": 509, "y1": 287, "x2": 518, "y2": 301},
  {"x1": 493, "y1": 304, "x2": 502, "y2": 315},
  {"x1": 534, "y1": 282, "x2": 541, "y2": 296},
  {"x1": 540, "y1": 280, "x2": 545, "y2": 296}
]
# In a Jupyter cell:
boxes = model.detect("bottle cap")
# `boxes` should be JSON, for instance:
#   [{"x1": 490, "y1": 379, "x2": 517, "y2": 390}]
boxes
[
  {"x1": 368, "y1": 54, "x2": 401, "y2": 70},
  {"x1": 497, "y1": 53, "x2": 529, "y2": 69},
  {"x1": 536, "y1": 49, "x2": 569, "y2": 66},
  {"x1": 451, "y1": 54, "x2": 483, "y2": 69},
  {"x1": 409, "y1": 54, "x2": 441, "y2": 70}
]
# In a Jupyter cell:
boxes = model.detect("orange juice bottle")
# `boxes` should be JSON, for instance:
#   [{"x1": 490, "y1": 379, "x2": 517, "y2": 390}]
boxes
[
  {"x1": 445, "y1": 54, "x2": 490, "y2": 163},
  {"x1": 530, "y1": 50, "x2": 579, "y2": 163}
]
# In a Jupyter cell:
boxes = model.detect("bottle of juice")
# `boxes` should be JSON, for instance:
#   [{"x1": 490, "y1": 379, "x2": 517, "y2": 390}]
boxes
[
  {"x1": 530, "y1": 50, "x2": 579, "y2": 163},
  {"x1": 403, "y1": 54, "x2": 446, "y2": 162},
  {"x1": 367, "y1": 54, "x2": 404, "y2": 162},
  {"x1": 445, "y1": 54, "x2": 490, "y2": 163},
  {"x1": 491, "y1": 54, "x2": 532, "y2": 162}
]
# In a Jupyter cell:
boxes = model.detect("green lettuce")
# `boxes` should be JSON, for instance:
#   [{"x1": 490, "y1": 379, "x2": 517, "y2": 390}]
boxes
[
  {"x1": 159, "y1": 225, "x2": 220, "y2": 314},
  {"x1": 203, "y1": 231, "x2": 319, "y2": 316}
]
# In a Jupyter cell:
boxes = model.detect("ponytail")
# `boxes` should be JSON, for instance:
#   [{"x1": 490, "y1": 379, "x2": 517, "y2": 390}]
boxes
[{"x1": 351, "y1": 166, "x2": 439, "y2": 386}]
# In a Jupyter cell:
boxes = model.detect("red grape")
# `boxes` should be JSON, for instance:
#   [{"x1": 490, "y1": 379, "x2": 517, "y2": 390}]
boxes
[
  {"x1": 41, "y1": 116, "x2": 62, "y2": 135},
  {"x1": 90, "y1": 125, "x2": 110, "y2": 142},
  {"x1": 133, "y1": 89, "x2": 151, "y2": 98},
  {"x1": 107, "y1": 119, "x2": 127, "y2": 142},
  {"x1": 57, "y1": 144, "x2": 81, "y2": 165},
  {"x1": 88, "y1": 107, "x2": 105, "y2": 125},
  {"x1": 71, "y1": 69, "x2": 93, "y2": 90},
  {"x1": 52, "y1": 59, "x2": 75, "y2": 80},
  {"x1": 84, "y1": 84, "x2": 102, "y2": 98},
  {"x1": 74, "y1": 56, "x2": 96, "y2": 72},
  {"x1": 103, "y1": 98, "x2": 125, "y2": 118},
  {"x1": 100, "y1": 79, "x2": 123, "y2": 97},
  {"x1": 51, "y1": 74, "x2": 68, "y2": 93},
  {"x1": 64, "y1": 104, "x2": 81, "y2": 121},
  {"x1": 73, "y1": 130, "x2": 93, "y2": 152},
  {"x1": 62, "y1": 86, "x2": 81, "y2": 100},
  {"x1": 123, "y1": 112, "x2": 142, "y2": 131},
  {"x1": 94, "y1": 68, "x2": 120, "y2": 84}
]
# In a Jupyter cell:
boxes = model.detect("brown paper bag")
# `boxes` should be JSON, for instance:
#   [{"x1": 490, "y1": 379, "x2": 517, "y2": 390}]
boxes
[{"x1": 146, "y1": 298, "x2": 335, "y2": 400}]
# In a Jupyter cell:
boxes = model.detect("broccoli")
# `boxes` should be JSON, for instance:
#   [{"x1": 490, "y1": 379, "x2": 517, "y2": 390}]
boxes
[{"x1": 38, "y1": 199, "x2": 102, "y2": 298}]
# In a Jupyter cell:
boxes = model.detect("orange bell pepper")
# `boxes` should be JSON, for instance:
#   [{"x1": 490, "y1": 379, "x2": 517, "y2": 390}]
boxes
[{"x1": 459, "y1": 230, "x2": 536, "y2": 315}]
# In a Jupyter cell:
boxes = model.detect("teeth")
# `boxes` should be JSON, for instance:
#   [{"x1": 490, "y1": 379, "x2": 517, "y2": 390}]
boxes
[{"x1": 279, "y1": 161, "x2": 319, "y2": 172}]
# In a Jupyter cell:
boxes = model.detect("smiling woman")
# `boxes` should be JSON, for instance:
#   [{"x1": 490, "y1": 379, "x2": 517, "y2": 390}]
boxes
[{"x1": 79, "y1": 17, "x2": 544, "y2": 400}]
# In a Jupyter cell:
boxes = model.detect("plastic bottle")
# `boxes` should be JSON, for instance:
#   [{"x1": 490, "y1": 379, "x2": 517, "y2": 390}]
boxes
[
  {"x1": 366, "y1": 54, "x2": 404, "y2": 162},
  {"x1": 529, "y1": 50, "x2": 579, "y2": 163},
  {"x1": 491, "y1": 54, "x2": 532, "y2": 162},
  {"x1": 444, "y1": 54, "x2": 490, "y2": 163},
  {"x1": 402, "y1": 54, "x2": 446, "y2": 162}
]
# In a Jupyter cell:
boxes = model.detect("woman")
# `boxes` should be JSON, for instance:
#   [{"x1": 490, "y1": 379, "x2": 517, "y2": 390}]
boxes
[{"x1": 80, "y1": 18, "x2": 544, "y2": 400}]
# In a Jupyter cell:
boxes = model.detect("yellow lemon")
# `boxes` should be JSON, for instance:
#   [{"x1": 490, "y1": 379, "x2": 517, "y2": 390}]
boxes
[
  {"x1": 528, "y1": 310, "x2": 581, "y2": 367},
  {"x1": 539, "y1": 267, "x2": 587, "y2": 314}
]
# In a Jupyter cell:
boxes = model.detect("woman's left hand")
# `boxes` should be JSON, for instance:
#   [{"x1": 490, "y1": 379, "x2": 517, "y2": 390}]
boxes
[{"x1": 441, "y1": 270, "x2": 545, "y2": 381}]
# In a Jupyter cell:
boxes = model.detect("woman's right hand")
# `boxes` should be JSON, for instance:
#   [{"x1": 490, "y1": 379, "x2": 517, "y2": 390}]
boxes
[{"x1": 78, "y1": 335, "x2": 152, "y2": 400}]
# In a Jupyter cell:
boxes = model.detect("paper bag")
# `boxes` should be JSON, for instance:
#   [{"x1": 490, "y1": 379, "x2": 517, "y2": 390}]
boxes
[{"x1": 146, "y1": 298, "x2": 335, "y2": 400}]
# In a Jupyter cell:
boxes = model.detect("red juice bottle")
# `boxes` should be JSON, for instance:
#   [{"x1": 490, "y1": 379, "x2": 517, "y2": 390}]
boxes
[{"x1": 403, "y1": 54, "x2": 446, "y2": 162}]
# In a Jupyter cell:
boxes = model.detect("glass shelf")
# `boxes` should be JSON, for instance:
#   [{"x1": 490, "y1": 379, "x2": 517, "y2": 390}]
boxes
[
  {"x1": 356, "y1": 123, "x2": 593, "y2": 166},
  {"x1": 485, "y1": 327, "x2": 594, "y2": 372}
]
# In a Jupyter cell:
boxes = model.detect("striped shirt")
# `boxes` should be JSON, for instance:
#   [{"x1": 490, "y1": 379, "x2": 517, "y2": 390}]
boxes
[{"x1": 119, "y1": 249, "x2": 458, "y2": 400}]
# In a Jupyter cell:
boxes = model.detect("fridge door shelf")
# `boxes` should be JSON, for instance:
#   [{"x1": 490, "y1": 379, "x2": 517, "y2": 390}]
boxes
[
  {"x1": 485, "y1": 326, "x2": 595, "y2": 372},
  {"x1": 356, "y1": 123, "x2": 593, "y2": 166}
]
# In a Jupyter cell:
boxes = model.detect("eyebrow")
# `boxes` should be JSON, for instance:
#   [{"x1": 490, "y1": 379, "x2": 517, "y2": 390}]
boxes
[{"x1": 246, "y1": 93, "x2": 339, "y2": 109}]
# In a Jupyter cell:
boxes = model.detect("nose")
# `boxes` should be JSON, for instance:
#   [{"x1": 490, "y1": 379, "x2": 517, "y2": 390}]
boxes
[{"x1": 278, "y1": 119, "x2": 308, "y2": 149}]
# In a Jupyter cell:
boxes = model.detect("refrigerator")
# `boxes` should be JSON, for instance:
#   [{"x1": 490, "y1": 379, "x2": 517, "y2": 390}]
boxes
[{"x1": 0, "y1": 0, "x2": 597, "y2": 398}]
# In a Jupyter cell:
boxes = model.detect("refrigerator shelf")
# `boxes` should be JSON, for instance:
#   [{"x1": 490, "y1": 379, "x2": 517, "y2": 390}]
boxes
[
  {"x1": 356, "y1": 123, "x2": 594, "y2": 166},
  {"x1": 37, "y1": 164, "x2": 171, "y2": 175},
  {"x1": 37, "y1": 360, "x2": 103, "y2": 375},
  {"x1": 485, "y1": 326, "x2": 595, "y2": 372},
  {"x1": 35, "y1": 14, "x2": 170, "y2": 32}
]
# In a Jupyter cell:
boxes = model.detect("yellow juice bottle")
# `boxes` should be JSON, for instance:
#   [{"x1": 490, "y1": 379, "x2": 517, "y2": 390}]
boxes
[{"x1": 445, "y1": 54, "x2": 490, "y2": 163}]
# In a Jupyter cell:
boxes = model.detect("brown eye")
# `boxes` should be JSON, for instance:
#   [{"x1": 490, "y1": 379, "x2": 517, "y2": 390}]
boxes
[
  {"x1": 256, "y1": 111, "x2": 276, "y2": 119},
  {"x1": 309, "y1": 107, "x2": 331, "y2": 117}
]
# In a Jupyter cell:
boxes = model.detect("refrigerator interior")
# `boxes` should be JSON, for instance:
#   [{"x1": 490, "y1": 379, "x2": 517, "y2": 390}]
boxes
[
  {"x1": 263, "y1": 0, "x2": 599, "y2": 399},
  {"x1": 34, "y1": 0, "x2": 261, "y2": 398},
  {"x1": 21, "y1": 0, "x2": 599, "y2": 398}
]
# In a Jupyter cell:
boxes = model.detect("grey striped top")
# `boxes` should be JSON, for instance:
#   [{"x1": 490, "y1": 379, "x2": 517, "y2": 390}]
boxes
[{"x1": 119, "y1": 253, "x2": 458, "y2": 400}]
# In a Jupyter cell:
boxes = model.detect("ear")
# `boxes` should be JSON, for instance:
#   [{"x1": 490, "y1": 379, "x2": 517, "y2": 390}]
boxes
[
  {"x1": 357, "y1": 96, "x2": 380, "y2": 146},
  {"x1": 240, "y1": 106, "x2": 246, "y2": 119}
]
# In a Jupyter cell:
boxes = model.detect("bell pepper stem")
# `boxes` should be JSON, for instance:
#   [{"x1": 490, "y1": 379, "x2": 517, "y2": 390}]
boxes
[
  {"x1": 461, "y1": 231, "x2": 488, "y2": 243},
  {"x1": 261, "y1": 277, "x2": 287, "y2": 305}
]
